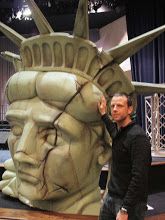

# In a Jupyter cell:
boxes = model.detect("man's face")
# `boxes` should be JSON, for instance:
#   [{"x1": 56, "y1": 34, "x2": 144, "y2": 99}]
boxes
[
  {"x1": 110, "y1": 95, "x2": 133, "y2": 125},
  {"x1": 6, "y1": 97, "x2": 102, "y2": 201}
]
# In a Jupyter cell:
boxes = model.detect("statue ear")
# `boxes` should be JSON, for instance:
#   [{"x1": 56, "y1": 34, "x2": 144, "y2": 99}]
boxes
[{"x1": 98, "y1": 145, "x2": 112, "y2": 166}]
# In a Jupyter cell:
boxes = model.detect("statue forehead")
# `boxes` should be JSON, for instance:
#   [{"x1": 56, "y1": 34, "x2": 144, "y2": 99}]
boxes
[
  {"x1": 6, "y1": 72, "x2": 104, "y2": 123},
  {"x1": 6, "y1": 71, "x2": 100, "y2": 103}
]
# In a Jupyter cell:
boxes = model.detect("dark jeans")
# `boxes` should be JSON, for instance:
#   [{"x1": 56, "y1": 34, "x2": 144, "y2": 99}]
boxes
[{"x1": 99, "y1": 194, "x2": 147, "y2": 220}]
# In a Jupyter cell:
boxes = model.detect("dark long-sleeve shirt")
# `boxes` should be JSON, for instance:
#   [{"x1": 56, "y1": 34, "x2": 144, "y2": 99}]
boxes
[{"x1": 102, "y1": 114, "x2": 152, "y2": 211}]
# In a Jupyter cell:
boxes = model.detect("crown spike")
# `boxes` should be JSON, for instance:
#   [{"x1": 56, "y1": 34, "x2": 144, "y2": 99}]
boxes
[
  {"x1": 0, "y1": 51, "x2": 22, "y2": 71},
  {"x1": 132, "y1": 81, "x2": 165, "y2": 95},
  {"x1": 0, "y1": 51, "x2": 21, "y2": 62},
  {"x1": 107, "y1": 24, "x2": 165, "y2": 64},
  {"x1": 0, "y1": 22, "x2": 25, "y2": 47},
  {"x1": 73, "y1": 0, "x2": 89, "y2": 39},
  {"x1": 26, "y1": 0, "x2": 54, "y2": 34}
]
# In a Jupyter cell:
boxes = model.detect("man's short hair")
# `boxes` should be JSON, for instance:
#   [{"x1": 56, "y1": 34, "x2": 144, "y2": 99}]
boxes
[{"x1": 112, "y1": 93, "x2": 133, "y2": 107}]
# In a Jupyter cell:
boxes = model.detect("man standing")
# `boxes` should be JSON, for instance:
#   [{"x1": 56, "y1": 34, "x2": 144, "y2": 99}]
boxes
[{"x1": 98, "y1": 94, "x2": 151, "y2": 220}]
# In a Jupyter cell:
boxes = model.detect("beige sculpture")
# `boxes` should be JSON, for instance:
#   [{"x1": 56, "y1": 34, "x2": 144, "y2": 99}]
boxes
[{"x1": 0, "y1": 0, "x2": 165, "y2": 216}]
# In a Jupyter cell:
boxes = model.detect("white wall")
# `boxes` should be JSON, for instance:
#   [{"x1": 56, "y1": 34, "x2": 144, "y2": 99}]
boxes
[{"x1": 96, "y1": 16, "x2": 132, "y2": 80}]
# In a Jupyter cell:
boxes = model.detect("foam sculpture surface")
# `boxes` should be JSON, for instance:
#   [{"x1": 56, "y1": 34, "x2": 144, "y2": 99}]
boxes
[{"x1": 0, "y1": 0, "x2": 165, "y2": 216}]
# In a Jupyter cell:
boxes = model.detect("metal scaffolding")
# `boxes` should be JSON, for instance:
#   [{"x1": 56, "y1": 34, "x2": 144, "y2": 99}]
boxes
[{"x1": 145, "y1": 94, "x2": 165, "y2": 156}]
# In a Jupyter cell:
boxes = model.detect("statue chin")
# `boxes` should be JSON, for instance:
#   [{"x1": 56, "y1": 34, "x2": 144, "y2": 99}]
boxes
[
  {"x1": 21, "y1": 187, "x2": 102, "y2": 215},
  {"x1": 15, "y1": 179, "x2": 102, "y2": 215},
  {"x1": 17, "y1": 181, "x2": 46, "y2": 201}
]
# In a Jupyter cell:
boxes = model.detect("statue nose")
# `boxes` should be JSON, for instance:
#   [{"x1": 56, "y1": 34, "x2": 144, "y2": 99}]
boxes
[{"x1": 15, "y1": 120, "x2": 37, "y2": 157}]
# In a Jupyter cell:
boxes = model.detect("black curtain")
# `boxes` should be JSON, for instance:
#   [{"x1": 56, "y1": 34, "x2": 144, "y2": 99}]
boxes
[{"x1": 126, "y1": 0, "x2": 165, "y2": 128}]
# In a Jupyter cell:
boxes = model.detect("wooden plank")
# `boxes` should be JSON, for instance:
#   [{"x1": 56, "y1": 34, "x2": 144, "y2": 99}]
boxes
[
  {"x1": 151, "y1": 161, "x2": 165, "y2": 166},
  {"x1": 0, "y1": 208, "x2": 164, "y2": 220},
  {"x1": 0, "y1": 208, "x2": 97, "y2": 220}
]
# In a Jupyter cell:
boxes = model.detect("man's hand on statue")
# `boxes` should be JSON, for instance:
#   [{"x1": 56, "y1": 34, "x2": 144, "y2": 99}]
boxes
[{"x1": 98, "y1": 96, "x2": 107, "y2": 115}]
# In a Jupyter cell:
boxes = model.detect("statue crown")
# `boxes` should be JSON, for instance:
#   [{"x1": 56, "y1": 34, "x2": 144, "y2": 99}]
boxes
[{"x1": 21, "y1": 33, "x2": 112, "y2": 80}]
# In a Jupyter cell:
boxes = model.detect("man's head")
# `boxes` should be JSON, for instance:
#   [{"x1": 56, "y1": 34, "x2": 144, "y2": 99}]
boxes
[{"x1": 110, "y1": 93, "x2": 134, "y2": 127}]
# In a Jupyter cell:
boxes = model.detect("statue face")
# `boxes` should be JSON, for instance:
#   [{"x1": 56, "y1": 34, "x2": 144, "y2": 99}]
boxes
[{"x1": 6, "y1": 72, "x2": 104, "y2": 201}]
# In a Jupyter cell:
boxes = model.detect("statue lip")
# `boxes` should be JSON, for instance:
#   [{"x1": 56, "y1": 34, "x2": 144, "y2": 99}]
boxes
[{"x1": 17, "y1": 170, "x2": 40, "y2": 184}]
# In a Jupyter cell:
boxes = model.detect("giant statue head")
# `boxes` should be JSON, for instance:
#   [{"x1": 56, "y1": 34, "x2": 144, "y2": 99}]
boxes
[{"x1": 0, "y1": 0, "x2": 165, "y2": 216}]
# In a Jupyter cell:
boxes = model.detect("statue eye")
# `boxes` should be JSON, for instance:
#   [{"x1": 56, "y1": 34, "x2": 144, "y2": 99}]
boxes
[
  {"x1": 47, "y1": 133, "x2": 56, "y2": 146},
  {"x1": 11, "y1": 125, "x2": 23, "y2": 136}
]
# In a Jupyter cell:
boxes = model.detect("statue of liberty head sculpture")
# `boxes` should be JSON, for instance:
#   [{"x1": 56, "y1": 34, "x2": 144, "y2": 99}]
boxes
[{"x1": 0, "y1": 0, "x2": 165, "y2": 216}]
